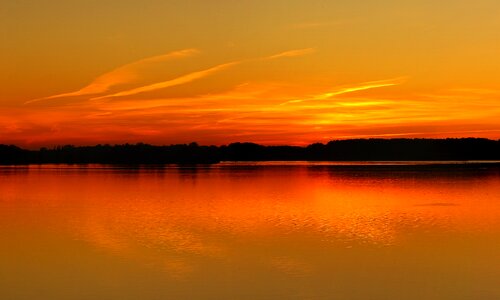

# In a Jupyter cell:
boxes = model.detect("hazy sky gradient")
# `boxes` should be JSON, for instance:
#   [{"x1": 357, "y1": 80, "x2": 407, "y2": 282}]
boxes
[{"x1": 2, "y1": 0, "x2": 500, "y2": 147}]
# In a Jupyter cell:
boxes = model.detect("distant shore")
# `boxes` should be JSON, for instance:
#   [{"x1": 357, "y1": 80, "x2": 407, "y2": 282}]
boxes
[{"x1": 2, "y1": 138, "x2": 500, "y2": 165}]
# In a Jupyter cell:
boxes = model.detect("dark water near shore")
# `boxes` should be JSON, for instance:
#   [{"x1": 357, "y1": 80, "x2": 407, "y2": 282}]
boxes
[{"x1": 1, "y1": 163, "x2": 499, "y2": 299}]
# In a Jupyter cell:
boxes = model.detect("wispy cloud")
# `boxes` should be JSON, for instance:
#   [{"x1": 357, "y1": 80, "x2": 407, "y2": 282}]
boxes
[
  {"x1": 92, "y1": 48, "x2": 316, "y2": 101},
  {"x1": 264, "y1": 48, "x2": 316, "y2": 60},
  {"x1": 334, "y1": 129, "x2": 500, "y2": 139},
  {"x1": 7, "y1": 77, "x2": 500, "y2": 147},
  {"x1": 26, "y1": 48, "x2": 199, "y2": 104},
  {"x1": 92, "y1": 62, "x2": 239, "y2": 100},
  {"x1": 280, "y1": 77, "x2": 406, "y2": 105},
  {"x1": 319, "y1": 77, "x2": 406, "y2": 97}
]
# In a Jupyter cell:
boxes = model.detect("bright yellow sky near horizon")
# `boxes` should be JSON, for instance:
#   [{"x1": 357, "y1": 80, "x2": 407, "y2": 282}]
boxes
[{"x1": 1, "y1": 0, "x2": 500, "y2": 147}]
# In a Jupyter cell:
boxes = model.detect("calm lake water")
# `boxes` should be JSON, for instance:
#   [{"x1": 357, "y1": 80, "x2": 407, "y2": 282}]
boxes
[{"x1": 1, "y1": 163, "x2": 499, "y2": 300}]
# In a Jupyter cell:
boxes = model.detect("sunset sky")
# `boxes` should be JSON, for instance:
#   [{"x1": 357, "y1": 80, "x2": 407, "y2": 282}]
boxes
[{"x1": 2, "y1": 0, "x2": 500, "y2": 147}]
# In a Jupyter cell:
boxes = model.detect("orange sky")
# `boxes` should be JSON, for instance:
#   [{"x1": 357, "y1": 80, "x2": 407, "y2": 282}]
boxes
[{"x1": 2, "y1": 1, "x2": 500, "y2": 147}]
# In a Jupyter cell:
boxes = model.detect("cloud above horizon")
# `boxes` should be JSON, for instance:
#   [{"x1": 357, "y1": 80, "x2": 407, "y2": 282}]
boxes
[
  {"x1": 280, "y1": 77, "x2": 407, "y2": 105},
  {"x1": 26, "y1": 49, "x2": 199, "y2": 104},
  {"x1": 91, "y1": 48, "x2": 316, "y2": 100},
  {"x1": 6, "y1": 46, "x2": 500, "y2": 147}
]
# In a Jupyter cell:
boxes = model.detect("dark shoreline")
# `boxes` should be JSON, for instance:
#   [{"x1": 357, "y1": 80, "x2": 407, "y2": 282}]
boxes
[{"x1": 2, "y1": 138, "x2": 500, "y2": 165}]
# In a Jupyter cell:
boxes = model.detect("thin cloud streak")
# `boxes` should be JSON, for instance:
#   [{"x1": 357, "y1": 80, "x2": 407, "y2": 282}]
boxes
[
  {"x1": 92, "y1": 48, "x2": 316, "y2": 101},
  {"x1": 26, "y1": 48, "x2": 199, "y2": 104},
  {"x1": 92, "y1": 62, "x2": 240, "y2": 100},
  {"x1": 280, "y1": 77, "x2": 407, "y2": 105},
  {"x1": 16, "y1": 47, "x2": 500, "y2": 147},
  {"x1": 334, "y1": 129, "x2": 500, "y2": 139},
  {"x1": 264, "y1": 48, "x2": 316, "y2": 60}
]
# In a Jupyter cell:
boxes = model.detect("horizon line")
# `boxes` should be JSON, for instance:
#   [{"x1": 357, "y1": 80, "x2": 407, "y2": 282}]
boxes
[{"x1": 2, "y1": 136, "x2": 499, "y2": 150}]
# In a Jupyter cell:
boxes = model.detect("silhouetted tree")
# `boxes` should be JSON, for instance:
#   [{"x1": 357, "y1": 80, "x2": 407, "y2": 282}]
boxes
[{"x1": 1, "y1": 138, "x2": 499, "y2": 165}]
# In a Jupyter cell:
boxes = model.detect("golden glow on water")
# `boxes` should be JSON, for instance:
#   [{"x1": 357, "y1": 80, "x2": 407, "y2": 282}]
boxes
[{"x1": 1, "y1": 165, "x2": 499, "y2": 299}]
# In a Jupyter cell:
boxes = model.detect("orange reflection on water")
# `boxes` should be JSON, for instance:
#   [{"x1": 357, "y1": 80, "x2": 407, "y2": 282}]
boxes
[{"x1": 1, "y1": 164, "x2": 499, "y2": 299}]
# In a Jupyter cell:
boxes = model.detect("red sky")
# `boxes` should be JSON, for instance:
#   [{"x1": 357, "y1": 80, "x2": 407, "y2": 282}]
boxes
[{"x1": 2, "y1": 1, "x2": 500, "y2": 147}]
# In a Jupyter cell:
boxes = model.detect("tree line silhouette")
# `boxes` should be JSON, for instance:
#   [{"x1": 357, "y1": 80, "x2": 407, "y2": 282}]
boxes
[{"x1": 1, "y1": 138, "x2": 500, "y2": 165}]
